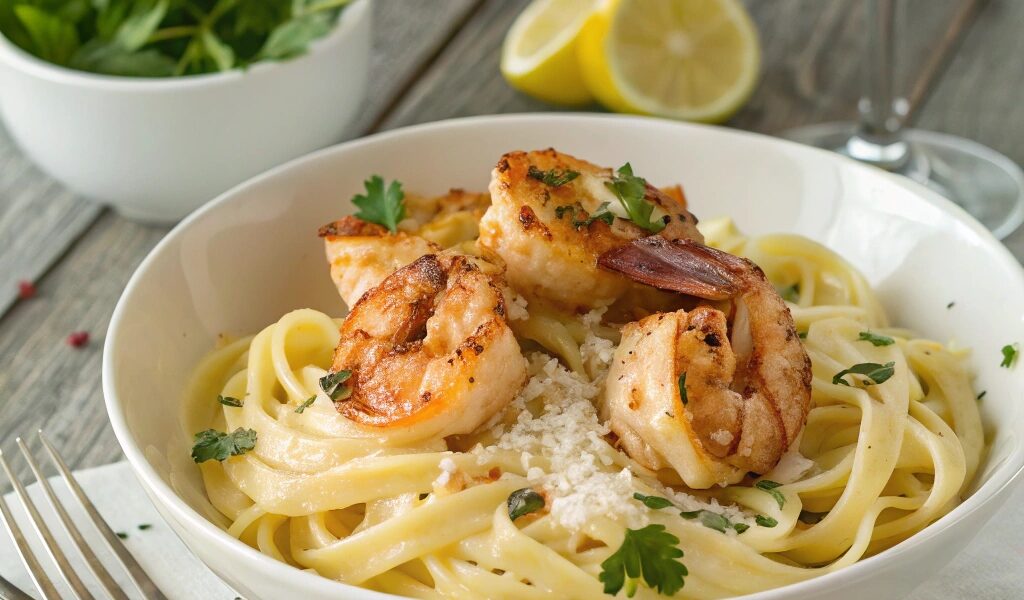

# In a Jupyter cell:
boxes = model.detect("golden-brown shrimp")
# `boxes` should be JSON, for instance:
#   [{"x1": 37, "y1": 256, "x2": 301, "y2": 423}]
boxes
[
  {"x1": 329, "y1": 252, "x2": 527, "y2": 442},
  {"x1": 598, "y1": 237, "x2": 812, "y2": 488},
  {"x1": 478, "y1": 149, "x2": 703, "y2": 312}
]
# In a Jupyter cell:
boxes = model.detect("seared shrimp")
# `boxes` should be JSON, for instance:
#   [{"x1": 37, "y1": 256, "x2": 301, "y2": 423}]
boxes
[
  {"x1": 320, "y1": 216, "x2": 439, "y2": 308},
  {"x1": 478, "y1": 149, "x2": 703, "y2": 312},
  {"x1": 598, "y1": 237, "x2": 812, "y2": 488},
  {"x1": 329, "y1": 252, "x2": 527, "y2": 441}
]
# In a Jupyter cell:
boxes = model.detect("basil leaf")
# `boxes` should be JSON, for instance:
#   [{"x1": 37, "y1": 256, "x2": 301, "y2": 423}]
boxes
[
  {"x1": 201, "y1": 29, "x2": 235, "y2": 71},
  {"x1": 832, "y1": 361, "x2": 895, "y2": 386},
  {"x1": 13, "y1": 5, "x2": 79, "y2": 65},
  {"x1": 258, "y1": 12, "x2": 333, "y2": 61},
  {"x1": 114, "y1": 0, "x2": 168, "y2": 51},
  {"x1": 319, "y1": 369, "x2": 352, "y2": 400}
]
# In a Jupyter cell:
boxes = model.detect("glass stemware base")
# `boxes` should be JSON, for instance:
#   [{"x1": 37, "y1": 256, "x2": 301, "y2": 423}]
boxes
[{"x1": 784, "y1": 122, "x2": 1024, "y2": 240}]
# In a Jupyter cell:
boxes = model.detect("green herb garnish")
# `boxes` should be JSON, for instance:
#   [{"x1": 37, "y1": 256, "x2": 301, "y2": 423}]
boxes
[
  {"x1": 527, "y1": 165, "x2": 579, "y2": 187},
  {"x1": 0, "y1": 0, "x2": 351, "y2": 77},
  {"x1": 217, "y1": 395, "x2": 242, "y2": 407},
  {"x1": 599, "y1": 524, "x2": 687, "y2": 597},
  {"x1": 677, "y1": 372, "x2": 687, "y2": 405},
  {"x1": 352, "y1": 176, "x2": 405, "y2": 233},
  {"x1": 857, "y1": 331, "x2": 895, "y2": 346},
  {"x1": 798, "y1": 331, "x2": 808, "y2": 339},
  {"x1": 832, "y1": 362, "x2": 895, "y2": 386},
  {"x1": 755, "y1": 514, "x2": 778, "y2": 527},
  {"x1": 190, "y1": 428, "x2": 257, "y2": 463},
  {"x1": 755, "y1": 480, "x2": 785, "y2": 509},
  {"x1": 116, "y1": 531, "x2": 128, "y2": 539},
  {"x1": 137, "y1": 523, "x2": 152, "y2": 531},
  {"x1": 294, "y1": 395, "x2": 316, "y2": 414},
  {"x1": 780, "y1": 284, "x2": 799, "y2": 303},
  {"x1": 977, "y1": 390, "x2": 987, "y2": 401},
  {"x1": 554, "y1": 202, "x2": 615, "y2": 229},
  {"x1": 633, "y1": 492, "x2": 674, "y2": 510},
  {"x1": 732, "y1": 522, "x2": 749, "y2": 534},
  {"x1": 319, "y1": 369, "x2": 352, "y2": 401},
  {"x1": 605, "y1": 163, "x2": 665, "y2": 234},
  {"x1": 1000, "y1": 343, "x2": 1019, "y2": 368},
  {"x1": 507, "y1": 488, "x2": 545, "y2": 521},
  {"x1": 946, "y1": 301, "x2": 955, "y2": 309}
]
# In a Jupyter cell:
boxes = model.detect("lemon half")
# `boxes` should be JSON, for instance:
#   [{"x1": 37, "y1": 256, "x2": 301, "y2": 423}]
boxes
[
  {"x1": 501, "y1": 0, "x2": 599, "y2": 106},
  {"x1": 578, "y1": 0, "x2": 761, "y2": 123}
]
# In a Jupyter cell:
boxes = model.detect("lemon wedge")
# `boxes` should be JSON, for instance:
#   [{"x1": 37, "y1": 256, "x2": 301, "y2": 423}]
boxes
[
  {"x1": 577, "y1": 0, "x2": 760, "y2": 123},
  {"x1": 501, "y1": 0, "x2": 600, "y2": 106}
]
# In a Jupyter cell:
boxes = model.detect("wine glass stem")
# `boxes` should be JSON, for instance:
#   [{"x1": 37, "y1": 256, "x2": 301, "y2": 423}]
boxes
[{"x1": 847, "y1": 0, "x2": 910, "y2": 170}]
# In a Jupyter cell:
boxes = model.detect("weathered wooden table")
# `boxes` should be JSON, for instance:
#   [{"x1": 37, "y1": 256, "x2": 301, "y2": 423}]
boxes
[{"x1": 0, "y1": 0, "x2": 1021, "y2": 476}]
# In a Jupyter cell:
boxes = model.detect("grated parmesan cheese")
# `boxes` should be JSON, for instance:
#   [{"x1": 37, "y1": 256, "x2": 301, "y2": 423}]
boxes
[{"x1": 507, "y1": 293, "x2": 529, "y2": 321}]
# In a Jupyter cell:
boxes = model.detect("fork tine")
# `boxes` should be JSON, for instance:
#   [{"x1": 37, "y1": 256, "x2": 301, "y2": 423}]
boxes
[
  {"x1": 0, "y1": 448, "x2": 93, "y2": 600},
  {"x1": 18, "y1": 438, "x2": 130, "y2": 600},
  {"x1": 39, "y1": 432, "x2": 169, "y2": 600},
  {"x1": 0, "y1": 466, "x2": 60, "y2": 600},
  {"x1": 0, "y1": 572, "x2": 35, "y2": 600}
]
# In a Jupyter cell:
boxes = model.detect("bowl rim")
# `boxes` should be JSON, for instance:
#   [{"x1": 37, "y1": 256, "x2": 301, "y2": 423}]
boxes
[
  {"x1": 103, "y1": 112, "x2": 1024, "y2": 599},
  {"x1": 0, "y1": 0, "x2": 368, "y2": 90}
]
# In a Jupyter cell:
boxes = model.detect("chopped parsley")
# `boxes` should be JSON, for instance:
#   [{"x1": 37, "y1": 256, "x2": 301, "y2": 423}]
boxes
[
  {"x1": 677, "y1": 372, "x2": 687, "y2": 405},
  {"x1": 755, "y1": 514, "x2": 778, "y2": 528},
  {"x1": 798, "y1": 331, "x2": 808, "y2": 339},
  {"x1": 190, "y1": 428, "x2": 257, "y2": 463},
  {"x1": 780, "y1": 284, "x2": 799, "y2": 303},
  {"x1": 137, "y1": 524, "x2": 152, "y2": 531},
  {"x1": 527, "y1": 165, "x2": 579, "y2": 187},
  {"x1": 116, "y1": 531, "x2": 128, "y2": 540},
  {"x1": 605, "y1": 163, "x2": 665, "y2": 234},
  {"x1": 555, "y1": 202, "x2": 615, "y2": 229},
  {"x1": 319, "y1": 370, "x2": 353, "y2": 401},
  {"x1": 832, "y1": 361, "x2": 895, "y2": 386},
  {"x1": 755, "y1": 480, "x2": 785, "y2": 509},
  {"x1": 507, "y1": 488, "x2": 545, "y2": 521},
  {"x1": 947, "y1": 301, "x2": 955, "y2": 309},
  {"x1": 857, "y1": 331, "x2": 895, "y2": 346},
  {"x1": 976, "y1": 390, "x2": 987, "y2": 401},
  {"x1": 294, "y1": 396, "x2": 316, "y2": 414},
  {"x1": 679, "y1": 509, "x2": 746, "y2": 534},
  {"x1": 217, "y1": 395, "x2": 242, "y2": 407},
  {"x1": 1000, "y1": 343, "x2": 1019, "y2": 368},
  {"x1": 732, "y1": 522, "x2": 750, "y2": 534},
  {"x1": 599, "y1": 524, "x2": 687, "y2": 597},
  {"x1": 633, "y1": 492, "x2": 674, "y2": 510},
  {"x1": 352, "y1": 175, "x2": 405, "y2": 233}
]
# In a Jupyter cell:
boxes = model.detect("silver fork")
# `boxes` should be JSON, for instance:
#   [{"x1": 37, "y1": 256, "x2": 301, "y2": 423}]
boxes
[{"x1": 0, "y1": 431, "x2": 167, "y2": 600}]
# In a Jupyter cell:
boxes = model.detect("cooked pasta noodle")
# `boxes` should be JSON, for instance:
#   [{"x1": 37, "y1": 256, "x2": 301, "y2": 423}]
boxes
[{"x1": 182, "y1": 216, "x2": 983, "y2": 599}]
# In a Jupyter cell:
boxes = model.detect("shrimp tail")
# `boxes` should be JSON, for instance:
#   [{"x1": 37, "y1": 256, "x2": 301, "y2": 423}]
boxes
[{"x1": 598, "y1": 237, "x2": 746, "y2": 301}]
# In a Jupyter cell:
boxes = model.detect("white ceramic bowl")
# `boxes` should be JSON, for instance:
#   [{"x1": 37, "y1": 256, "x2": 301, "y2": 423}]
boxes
[
  {"x1": 0, "y1": 0, "x2": 370, "y2": 223},
  {"x1": 104, "y1": 114, "x2": 1024, "y2": 599}
]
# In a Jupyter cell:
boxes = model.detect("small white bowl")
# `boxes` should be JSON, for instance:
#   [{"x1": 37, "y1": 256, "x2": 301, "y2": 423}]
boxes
[
  {"x1": 0, "y1": 0, "x2": 371, "y2": 223},
  {"x1": 104, "y1": 114, "x2": 1024, "y2": 599}
]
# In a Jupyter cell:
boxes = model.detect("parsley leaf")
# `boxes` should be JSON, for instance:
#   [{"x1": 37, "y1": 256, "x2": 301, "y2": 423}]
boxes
[
  {"x1": 319, "y1": 370, "x2": 352, "y2": 401},
  {"x1": 351, "y1": 176, "x2": 406, "y2": 233},
  {"x1": 732, "y1": 522, "x2": 749, "y2": 534},
  {"x1": 527, "y1": 165, "x2": 579, "y2": 187},
  {"x1": 217, "y1": 395, "x2": 243, "y2": 407},
  {"x1": 677, "y1": 372, "x2": 687, "y2": 405},
  {"x1": 755, "y1": 514, "x2": 778, "y2": 527},
  {"x1": 679, "y1": 509, "x2": 733, "y2": 533},
  {"x1": 191, "y1": 428, "x2": 257, "y2": 463},
  {"x1": 507, "y1": 488, "x2": 545, "y2": 521},
  {"x1": 832, "y1": 361, "x2": 895, "y2": 386},
  {"x1": 755, "y1": 480, "x2": 785, "y2": 509},
  {"x1": 554, "y1": 202, "x2": 615, "y2": 229},
  {"x1": 294, "y1": 396, "x2": 316, "y2": 414},
  {"x1": 633, "y1": 492, "x2": 674, "y2": 510},
  {"x1": 976, "y1": 390, "x2": 987, "y2": 401},
  {"x1": 605, "y1": 163, "x2": 665, "y2": 234},
  {"x1": 857, "y1": 331, "x2": 895, "y2": 346},
  {"x1": 1000, "y1": 343, "x2": 1019, "y2": 368},
  {"x1": 599, "y1": 525, "x2": 687, "y2": 597}
]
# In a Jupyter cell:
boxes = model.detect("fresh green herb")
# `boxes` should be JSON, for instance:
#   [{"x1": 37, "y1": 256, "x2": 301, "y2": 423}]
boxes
[
  {"x1": 977, "y1": 390, "x2": 987, "y2": 401},
  {"x1": 217, "y1": 395, "x2": 242, "y2": 407},
  {"x1": 527, "y1": 165, "x2": 579, "y2": 187},
  {"x1": 946, "y1": 301, "x2": 955, "y2": 309},
  {"x1": 190, "y1": 428, "x2": 257, "y2": 463},
  {"x1": 116, "y1": 531, "x2": 128, "y2": 540},
  {"x1": 294, "y1": 395, "x2": 317, "y2": 414},
  {"x1": 732, "y1": 522, "x2": 749, "y2": 534},
  {"x1": 352, "y1": 176, "x2": 406, "y2": 233},
  {"x1": 755, "y1": 514, "x2": 778, "y2": 528},
  {"x1": 507, "y1": 488, "x2": 545, "y2": 521},
  {"x1": 798, "y1": 511, "x2": 826, "y2": 524},
  {"x1": 832, "y1": 361, "x2": 895, "y2": 387},
  {"x1": 798, "y1": 331, "x2": 807, "y2": 339},
  {"x1": 137, "y1": 523, "x2": 152, "y2": 531},
  {"x1": 554, "y1": 202, "x2": 615, "y2": 229},
  {"x1": 633, "y1": 492, "x2": 674, "y2": 510},
  {"x1": 677, "y1": 372, "x2": 687, "y2": 405},
  {"x1": 605, "y1": 163, "x2": 665, "y2": 234},
  {"x1": 679, "y1": 509, "x2": 732, "y2": 533},
  {"x1": 319, "y1": 369, "x2": 352, "y2": 401},
  {"x1": 857, "y1": 331, "x2": 895, "y2": 346},
  {"x1": 1000, "y1": 343, "x2": 1019, "y2": 368},
  {"x1": 755, "y1": 480, "x2": 785, "y2": 509},
  {"x1": 0, "y1": 0, "x2": 352, "y2": 77},
  {"x1": 780, "y1": 284, "x2": 799, "y2": 303},
  {"x1": 598, "y1": 524, "x2": 687, "y2": 597}
]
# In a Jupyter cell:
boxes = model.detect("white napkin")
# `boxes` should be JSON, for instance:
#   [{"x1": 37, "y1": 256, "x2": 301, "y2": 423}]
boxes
[
  {"x1": 0, "y1": 461, "x2": 1020, "y2": 599},
  {"x1": 0, "y1": 462, "x2": 237, "y2": 599}
]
